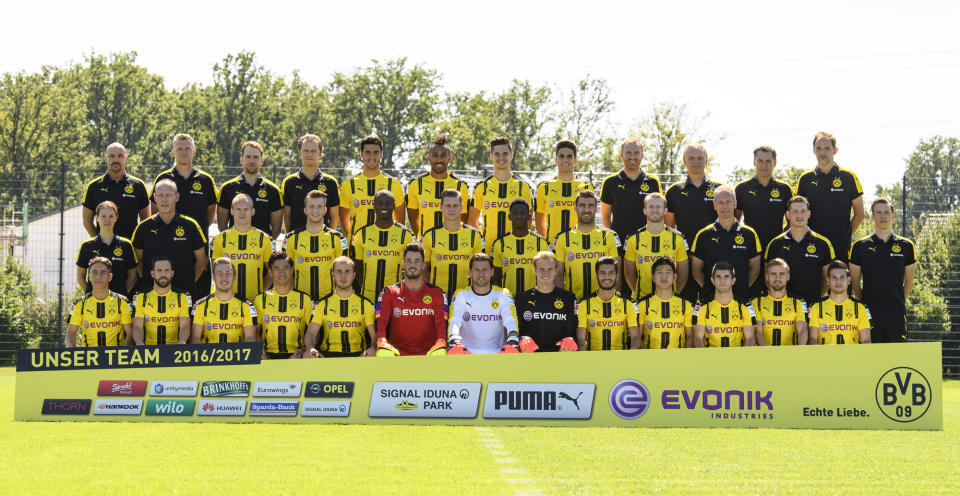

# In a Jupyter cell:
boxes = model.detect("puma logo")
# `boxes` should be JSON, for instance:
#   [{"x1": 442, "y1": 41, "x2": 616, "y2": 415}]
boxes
[{"x1": 559, "y1": 391, "x2": 583, "y2": 410}]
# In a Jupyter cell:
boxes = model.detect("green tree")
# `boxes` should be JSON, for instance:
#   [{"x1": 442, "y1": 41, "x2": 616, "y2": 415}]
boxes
[
  {"x1": 416, "y1": 91, "x2": 501, "y2": 176},
  {"x1": 632, "y1": 102, "x2": 719, "y2": 176},
  {"x1": 0, "y1": 257, "x2": 58, "y2": 363},
  {"x1": 494, "y1": 80, "x2": 553, "y2": 171},
  {"x1": 552, "y1": 75, "x2": 616, "y2": 173}
]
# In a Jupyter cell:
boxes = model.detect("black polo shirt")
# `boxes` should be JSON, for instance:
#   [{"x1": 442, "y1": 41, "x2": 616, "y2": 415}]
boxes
[
  {"x1": 691, "y1": 220, "x2": 761, "y2": 301},
  {"x1": 599, "y1": 170, "x2": 662, "y2": 240},
  {"x1": 81, "y1": 172, "x2": 150, "y2": 239},
  {"x1": 665, "y1": 177, "x2": 725, "y2": 245},
  {"x1": 131, "y1": 213, "x2": 208, "y2": 294},
  {"x1": 764, "y1": 229, "x2": 835, "y2": 304},
  {"x1": 849, "y1": 233, "x2": 916, "y2": 317},
  {"x1": 735, "y1": 176, "x2": 793, "y2": 250},
  {"x1": 217, "y1": 174, "x2": 282, "y2": 234},
  {"x1": 151, "y1": 167, "x2": 218, "y2": 229},
  {"x1": 280, "y1": 169, "x2": 341, "y2": 232},
  {"x1": 795, "y1": 165, "x2": 863, "y2": 261},
  {"x1": 76, "y1": 235, "x2": 137, "y2": 296}
]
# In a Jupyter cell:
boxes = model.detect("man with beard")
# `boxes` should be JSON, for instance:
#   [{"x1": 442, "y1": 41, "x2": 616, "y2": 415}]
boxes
[
  {"x1": 751, "y1": 258, "x2": 809, "y2": 346},
  {"x1": 255, "y1": 252, "x2": 314, "y2": 359},
  {"x1": 374, "y1": 244, "x2": 448, "y2": 356},
  {"x1": 281, "y1": 134, "x2": 341, "y2": 232},
  {"x1": 515, "y1": 251, "x2": 578, "y2": 352},
  {"x1": 81, "y1": 142, "x2": 151, "y2": 239},
  {"x1": 447, "y1": 253, "x2": 521, "y2": 355},
  {"x1": 305, "y1": 256, "x2": 375, "y2": 358},
  {"x1": 217, "y1": 141, "x2": 282, "y2": 238},
  {"x1": 623, "y1": 193, "x2": 689, "y2": 300},
  {"x1": 576, "y1": 256, "x2": 640, "y2": 351},
  {"x1": 352, "y1": 190, "x2": 414, "y2": 303},
  {"x1": 555, "y1": 190, "x2": 620, "y2": 300},
  {"x1": 132, "y1": 256, "x2": 192, "y2": 345},
  {"x1": 492, "y1": 199, "x2": 548, "y2": 298},
  {"x1": 406, "y1": 134, "x2": 470, "y2": 237}
]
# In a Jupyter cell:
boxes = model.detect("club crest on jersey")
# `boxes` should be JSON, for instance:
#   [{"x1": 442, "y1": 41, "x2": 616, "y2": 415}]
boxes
[
  {"x1": 205, "y1": 323, "x2": 212, "y2": 330},
  {"x1": 892, "y1": 244, "x2": 902, "y2": 254},
  {"x1": 113, "y1": 247, "x2": 123, "y2": 256},
  {"x1": 734, "y1": 235, "x2": 744, "y2": 245},
  {"x1": 832, "y1": 178, "x2": 842, "y2": 188},
  {"x1": 554, "y1": 299, "x2": 564, "y2": 309},
  {"x1": 353, "y1": 199, "x2": 360, "y2": 208},
  {"x1": 192, "y1": 182, "x2": 202, "y2": 191},
  {"x1": 317, "y1": 184, "x2": 326, "y2": 192},
  {"x1": 423, "y1": 295, "x2": 433, "y2": 304},
  {"x1": 806, "y1": 244, "x2": 816, "y2": 254},
  {"x1": 257, "y1": 189, "x2": 267, "y2": 198},
  {"x1": 124, "y1": 185, "x2": 134, "y2": 194},
  {"x1": 491, "y1": 300, "x2": 500, "y2": 309},
  {"x1": 706, "y1": 189, "x2": 715, "y2": 198},
  {"x1": 770, "y1": 189, "x2": 780, "y2": 198},
  {"x1": 567, "y1": 253, "x2": 575, "y2": 261},
  {"x1": 421, "y1": 200, "x2": 428, "y2": 208},
  {"x1": 175, "y1": 227, "x2": 185, "y2": 237},
  {"x1": 640, "y1": 183, "x2": 650, "y2": 192}
]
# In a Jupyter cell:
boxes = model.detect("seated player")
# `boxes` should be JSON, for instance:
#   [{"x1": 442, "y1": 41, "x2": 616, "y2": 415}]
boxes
[
  {"x1": 375, "y1": 244, "x2": 448, "y2": 356},
  {"x1": 515, "y1": 251, "x2": 578, "y2": 352},
  {"x1": 576, "y1": 256, "x2": 640, "y2": 351},
  {"x1": 692, "y1": 261, "x2": 758, "y2": 347},
  {"x1": 254, "y1": 252, "x2": 314, "y2": 359},
  {"x1": 190, "y1": 257, "x2": 257, "y2": 344},
  {"x1": 752, "y1": 258, "x2": 809, "y2": 346},
  {"x1": 637, "y1": 257, "x2": 693, "y2": 349},
  {"x1": 809, "y1": 260, "x2": 872, "y2": 345},
  {"x1": 305, "y1": 256, "x2": 376, "y2": 358},
  {"x1": 132, "y1": 256, "x2": 191, "y2": 345},
  {"x1": 66, "y1": 256, "x2": 132, "y2": 347},
  {"x1": 447, "y1": 253, "x2": 521, "y2": 354}
]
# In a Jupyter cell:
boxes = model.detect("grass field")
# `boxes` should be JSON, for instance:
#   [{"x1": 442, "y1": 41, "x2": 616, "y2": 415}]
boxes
[{"x1": 2, "y1": 369, "x2": 958, "y2": 495}]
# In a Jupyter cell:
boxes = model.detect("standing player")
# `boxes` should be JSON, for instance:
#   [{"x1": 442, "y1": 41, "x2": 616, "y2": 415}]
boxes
[
  {"x1": 375, "y1": 244, "x2": 448, "y2": 356},
  {"x1": 217, "y1": 141, "x2": 282, "y2": 238},
  {"x1": 132, "y1": 257, "x2": 191, "y2": 345},
  {"x1": 576, "y1": 257, "x2": 640, "y2": 351},
  {"x1": 555, "y1": 190, "x2": 620, "y2": 300},
  {"x1": 255, "y1": 252, "x2": 314, "y2": 359},
  {"x1": 492, "y1": 199, "x2": 548, "y2": 298},
  {"x1": 190, "y1": 258, "x2": 257, "y2": 344},
  {"x1": 286, "y1": 190, "x2": 346, "y2": 301},
  {"x1": 305, "y1": 256, "x2": 375, "y2": 358},
  {"x1": 623, "y1": 193, "x2": 689, "y2": 300},
  {"x1": 211, "y1": 194, "x2": 273, "y2": 302},
  {"x1": 599, "y1": 137, "x2": 662, "y2": 248},
  {"x1": 536, "y1": 140, "x2": 595, "y2": 244},
  {"x1": 809, "y1": 261, "x2": 872, "y2": 344},
  {"x1": 281, "y1": 134, "x2": 341, "y2": 232},
  {"x1": 637, "y1": 257, "x2": 693, "y2": 349},
  {"x1": 734, "y1": 146, "x2": 794, "y2": 251},
  {"x1": 469, "y1": 137, "x2": 533, "y2": 251},
  {"x1": 795, "y1": 131, "x2": 865, "y2": 262},
  {"x1": 691, "y1": 185, "x2": 762, "y2": 302},
  {"x1": 352, "y1": 190, "x2": 414, "y2": 303},
  {"x1": 422, "y1": 189, "x2": 483, "y2": 303},
  {"x1": 515, "y1": 251, "x2": 578, "y2": 352},
  {"x1": 66, "y1": 257, "x2": 132, "y2": 347},
  {"x1": 447, "y1": 254, "x2": 521, "y2": 354},
  {"x1": 77, "y1": 201, "x2": 137, "y2": 297},
  {"x1": 764, "y1": 196, "x2": 834, "y2": 305},
  {"x1": 339, "y1": 135, "x2": 405, "y2": 242},
  {"x1": 692, "y1": 261, "x2": 759, "y2": 347},
  {"x1": 849, "y1": 198, "x2": 916, "y2": 343},
  {"x1": 81, "y1": 142, "x2": 150, "y2": 239},
  {"x1": 752, "y1": 258, "x2": 809, "y2": 346},
  {"x1": 406, "y1": 134, "x2": 470, "y2": 237}
]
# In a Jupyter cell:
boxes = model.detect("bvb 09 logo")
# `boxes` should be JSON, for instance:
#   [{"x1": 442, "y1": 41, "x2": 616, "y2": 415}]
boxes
[
  {"x1": 875, "y1": 367, "x2": 932, "y2": 422},
  {"x1": 192, "y1": 182, "x2": 202, "y2": 191}
]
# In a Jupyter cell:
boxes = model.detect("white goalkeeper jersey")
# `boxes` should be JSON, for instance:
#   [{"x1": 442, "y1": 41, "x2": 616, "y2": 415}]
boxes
[{"x1": 448, "y1": 286, "x2": 519, "y2": 354}]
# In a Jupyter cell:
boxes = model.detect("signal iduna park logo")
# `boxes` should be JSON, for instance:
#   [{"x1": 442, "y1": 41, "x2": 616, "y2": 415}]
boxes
[
  {"x1": 369, "y1": 382, "x2": 481, "y2": 418},
  {"x1": 483, "y1": 383, "x2": 595, "y2": 419}
]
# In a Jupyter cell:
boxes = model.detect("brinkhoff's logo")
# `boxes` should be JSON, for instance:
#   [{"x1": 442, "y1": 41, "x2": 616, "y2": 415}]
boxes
[{"x1": 201, "y1": 381, "x2": 250, "y2": 397}]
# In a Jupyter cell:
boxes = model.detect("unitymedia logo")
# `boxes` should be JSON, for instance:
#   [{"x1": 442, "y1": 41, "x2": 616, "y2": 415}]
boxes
[
  {"x1": 201, "y1": 381, "x2": 250, "y2": 397},
  {"x1": 145, "y1": 399, "x2": 195, "y2": 416}
]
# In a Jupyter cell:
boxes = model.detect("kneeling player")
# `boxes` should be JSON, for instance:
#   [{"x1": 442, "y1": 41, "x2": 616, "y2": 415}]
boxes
[
  {"x1": 190, "y1": 258, "x2": 257, "y2": 344},
  {"x1": 515, "y1": 251, "x2": 578, "y2": 352},
  {"x1": 448, "y1": 253, "x2": 521, "y2": 354},
  {"x1": 255, "y1": 252, "x2": 314, "y2": 358},
  {"x1": 752, "y1": 258, "x2": 809, "y2": 346},
  {"x1": 67, "y1": 257, "x2": 132, "y2": 347},
  {"x1": 576, "y1": 257, "x2": 640, "y2": 350},
  {"x1": 637, "y1": 257, "x2": 693, "y2": 349},
  {"x1": 809, "y1": 260, "x2": 872, "y2": 344},
  {"x1": 692, "y1": 261, "x2": 758, "y2": 347},
  {"x1": 375, "y1": 244, "x2": 448, "y2": 356},
  {"x1": 305, "y1": 256, "x2": 375, "y2": 357}
]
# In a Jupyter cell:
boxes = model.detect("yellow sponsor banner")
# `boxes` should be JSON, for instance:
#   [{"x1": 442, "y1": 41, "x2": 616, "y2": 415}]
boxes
[{"x1": 15, "y1": 342, "x2": 941, "y2": 429}]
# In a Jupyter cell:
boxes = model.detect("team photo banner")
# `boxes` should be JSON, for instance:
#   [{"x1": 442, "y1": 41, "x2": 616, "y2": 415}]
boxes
[{"x1": 14, "y1": 342, "x2": 941, "y2": 430}]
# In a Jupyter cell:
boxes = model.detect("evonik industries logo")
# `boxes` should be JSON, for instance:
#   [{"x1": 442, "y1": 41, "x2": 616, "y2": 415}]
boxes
[
  {"x1": 609, "y1": 379, "x2": 650, "y2": 420},
  {"x1": 661, "y1": 388, "x2": 774, "y2": 420}
]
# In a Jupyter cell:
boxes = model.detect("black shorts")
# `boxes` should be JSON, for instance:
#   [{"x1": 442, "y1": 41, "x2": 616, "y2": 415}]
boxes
[
  {"x1": 870, "y1": 315, "x2": 907, "y2": 343},
  {"x1": 265, "y1": 352, "x2": 295, "y2": 359},
  {"x1": 322, "y1": 350, "x2": 364, "y2": 358}
]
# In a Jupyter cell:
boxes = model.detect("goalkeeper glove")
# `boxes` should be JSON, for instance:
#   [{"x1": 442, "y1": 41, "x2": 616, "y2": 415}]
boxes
[
  {"x1": 556, "y1": 337, "x2": 578, "y2": 351},
  {"x1": 448, "y1": 343, "x2": 471, "y2": 355},
  {"x1": 518, "y1": 336, "x2": 539, "y2": 353},
  {"x1": 427, "y1": 339, "x2": 447, "y2": 356},
  {"x1": 376, "y1": 338, "x2": 400, "y2": 357}
]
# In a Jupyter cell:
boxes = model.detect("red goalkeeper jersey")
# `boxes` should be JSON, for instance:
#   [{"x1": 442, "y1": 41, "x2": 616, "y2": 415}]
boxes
[{"x1": 375, "y1": 281, "x2": 448, "y2": 355}]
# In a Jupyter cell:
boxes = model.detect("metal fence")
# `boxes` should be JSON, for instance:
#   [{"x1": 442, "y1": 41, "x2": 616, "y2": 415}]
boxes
[{"x1": 1, "y1": 165, "x2": 955, "y2": 376}]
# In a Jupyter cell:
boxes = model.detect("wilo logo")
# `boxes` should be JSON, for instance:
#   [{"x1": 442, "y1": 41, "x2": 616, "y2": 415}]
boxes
[{"x1": 145, "y1": 399, "x2": 195, "y2": 416}]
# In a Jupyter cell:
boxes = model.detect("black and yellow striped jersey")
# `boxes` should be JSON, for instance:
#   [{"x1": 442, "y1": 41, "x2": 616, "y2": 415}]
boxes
[
  {"x1": 339, "y1": 172, "x2": 405, "y2": 242},
  {"x1": 68, "y1": 292, "x2": 132, "y2": 347},
  {"x1": 285, "y1": 227, "x2": 346, "y2": 301},
  {"x1": 535, "y1": 177, "x2": 594, "y2": 244},
  {"x1": 406, "y1": 172, "x2": 470, "y2": 237},
  {"x1": 352, "y1": 222, "x2": 414, "y2": 302},
  {"x1": 751, "y1": 294, "x2": 807, "y2": 346},
  {"x1": 311, "y1": 292, "x2": 375, "y2": 354},
  {"x1": 555, "y1": 227, "x2": 621, "y2": 300},
  {"x1": 577, "y1": 293, "x2": 639, "y2": 351},
  {"x1": 693, "y1": 299, "x2": 756, "y2": 348},
  {"x1": 491, "y1": 232, "x2": 549, "y2": 298},
  {"x1": 422, "y1": 224, "x2": 483, "y2": 303},
  {"x1": 132, "y1": 289, "x2": 191, "y2": 345},
  {"x1": 809, "y1": 297, "x2": 871, "y2": 345},
  {"x1": 623, "y1": 227, "x2": 688, "y2": 299},
  {"x1": 637, "y1": 294, "x2": 693, "y2": 349},
  {"x1": 472, "y1": 174, "x2": 533, "y2": 251},
  {"x1": 254, "y1": 289, "x2": 314, "y2": 354},
  {"x1": 192, "y1": 295, "x2": 256, "y2": 343},
  {"x1": 211, "y1": 227, "x2": 273, "y2": 302}
]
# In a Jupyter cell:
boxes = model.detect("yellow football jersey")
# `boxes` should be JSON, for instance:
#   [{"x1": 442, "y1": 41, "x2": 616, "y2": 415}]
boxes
[
  {"x1": 693, "y1": 299, "x2": 756, "y2": 347},
  {"x1": 211, "y1": 227, "x2": 273, "y2": 302},
  {"x1": 555, "y1": 227, "x2": 620, "y2": 300},
  {"x1": 406, "y1": 173, "x2": 470, "y2": 237},
  {"x1": 752, "y1": 294, "x2": 807, "y2": 346},
  {"x1": 254, "y1": 289, "x2": 313, "y2": 354},
  {"x1": 491, "y1": 232, "x2": 549, "y2": 298},
  {"x1": 577, "y1": 294, "x2": 639, "y2": 351},
  {"x1": 192, "y1": 295, "x2": 255, "y2": 343},
  {"x1": 809, "y1": 297, "x2": 871, "y2": 345},
  {"x1": 638, "y1": 293, "x2": 693, "y2": 349},
  {"x1": 311, "y1": 292, "x2": 375, "y2": 354},
  {"x1": 133, "y1": 289, "x2": 191, "y2": 345},
  {"x1": 285, "y1": 227, "x2": 346, "y2": 301},
  {"x1": 472, "y1": 174, "x2": 533, "y2": 251},
  {"x1": 422, "y1": 224, "x2": 483, "y2": 303},
  {"x1": 352, "y1": 222, "x2": 413, "y2": 302},
  {"x1": 68, "y1": 292, "x2": 131, "y2": 347},
  {"x1": 623, "y1": 227, "x2": 688, "y2": 299},
  {"x1": 535, "y1": 177, "x2": 594, "y2": 244},
  {"x1": 339, "y1": 172, "x2": 405, "y2": 241}
]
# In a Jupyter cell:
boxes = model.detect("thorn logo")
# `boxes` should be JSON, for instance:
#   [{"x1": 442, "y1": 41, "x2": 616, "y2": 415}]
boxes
[
  {"x1": 202, "y1": 402, "x2": 215, "y2": 412},
  {"x1": 609, "y1": 379, "x2": 650, "y2": 420}
]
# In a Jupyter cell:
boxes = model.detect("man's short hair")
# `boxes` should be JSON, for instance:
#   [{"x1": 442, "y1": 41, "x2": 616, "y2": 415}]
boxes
[
  {"x1": 211, "y1": 257, "x2": 234, "y2": 273},
  {"x1": 787, "y1": 195, "x2": 809, "y2": 209},
  {"x1": 827, "y1": 260, "x2": 849, "y2": 276},
  {"x1": 332, "y1": 255, "x2": 355, "y2": 271},
  {"x1": 95, "y1": 200, "x2": 118, "y2": 217},
  {"x1": 360, "y1": 134, "x2": 383, "y2": 152},
  {"x1": 813, "y1": 131, "x2": 837, "y2": 147},
  {"x1": 297, "y1": 134, "x2": 323, "y2": 153},
  {"x1": 469, "y1": 253, "x2": 494, "y2": 270},
  {"x1": 711, "y1": 260, "x2": 735, "y2": 278},
  {"x1": 403, "y1": 243, "x2": 425, "y2": 260},
  {"x1": 268, "y1": 251, "x2": 292, "y2": 269},
  {"x1": 713, "y1": 184, "x2": 735, "y2": 200},
  {"x1": 172, "y1": 133, "x2": 194, "y2": 145},
  {"x1": 555, "y1": 140, "x2": 578, "y2": 157},
  {"x1": 231, "y1": 193, "x2": 253, "y2": 207},
  {"x1": 576, "y1": 189, "x2": 597, "y2": 204},
  {"x1": 532, "y1": 251, "x2": 556, "y2": 267},
  {"x1": 684, "y1": 144, "x2": 707, "y2": 158},
  {"x1": 509, "y1": 198, "x2": 530, "y2": 212},
  {"x1": 595, "y1": 256, "x2": 618, "y2": 274},
  {"x1": 155, "y1": 178, "x2": 178, "y2": 194},
  {"x1": 150, "y1": 255, "x2": 173, "y2": 272},
  {"x1": 305, "y1": 189, "x2": 327, "y2": 205},
  {"x1": 765, "y1": 258, "x2": 790, "y2": 273},
  {"x1": 240, "y1": 140, "x2": 263, "y2": 156},
  {"x1": 644, "y1": 192, "x2": 667, "y2": 207},
  {"x1": 620, "y1": 136, "x2": 643, "y2": 152},
  {"x1": 753, "y1": 145, "x2": 777, "y2": 160},
  {"x1": 871, "y1": 197, "x2": 895, "y2": 214},
  {"x1": 490, "y1": 136, "x2": 512, "y2": 152},
  {"x1": 650, "y1": 256, "x2": 676, "y2": 275},
  {"x1": 88, "y1": 256, "x2": 112, "y2": 271},
  {"x1": 432, "y1": 134, "x2": 449, "y2": 147},
  {"x1": 440, "y1": 189, "x2": 461, "y2": 203}
]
